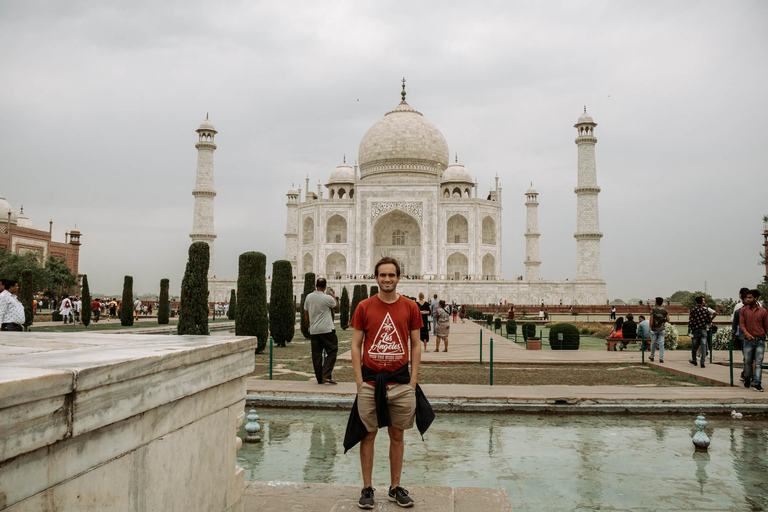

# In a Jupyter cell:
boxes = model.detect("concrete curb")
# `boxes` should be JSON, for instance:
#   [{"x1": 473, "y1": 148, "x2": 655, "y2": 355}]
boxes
[{"x1": 245, "y1": 392, "x2": 768, "y2": 414}]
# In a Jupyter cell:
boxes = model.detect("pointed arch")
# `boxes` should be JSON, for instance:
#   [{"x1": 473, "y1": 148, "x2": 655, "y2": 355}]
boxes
[
  {"x1": 303, "y1": 253, "x2": 314, "y2": 273},
  {"x1": 326, "y1": 214, "x2": 347, "y2": 243},
  {"x1": 446, "y1": 214, "x2": 468, "y2": 244},
  {"x1": 482, "y1": 253, "x2": 496, "y2": 279},
  {"x1": 482, "y1": 216, "x2": 496, "y2": 245},
  {"x1": 303, "y1": 216, "x2": 314, "y2": 244},
  {"x1": 326, "y1": 252, "x2": 346, "y2": 277}
]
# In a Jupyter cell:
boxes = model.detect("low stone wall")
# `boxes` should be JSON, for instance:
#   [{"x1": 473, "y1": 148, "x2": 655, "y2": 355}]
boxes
[{"x1": 0, "y1": 332, "x2": 256, "y2": 511}]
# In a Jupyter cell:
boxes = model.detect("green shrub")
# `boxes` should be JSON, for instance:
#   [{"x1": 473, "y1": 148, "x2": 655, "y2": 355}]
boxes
[
  {"x1": 485, "y1": 314, "x2": 493, "y2": 325},
  {"x1": 120, "y1": 276, "x2": 134, "y2": 327},
  {"x1": 339, "y1": 287, "x2": 350, "y2": 330},
  {"x1": 663, "y1": 323, "x2": 679, "y2": 351},
  {"x1": 350, "y1": 284, "x2": 363, "y2": 322},
  {"x1": 548, "y1": 323, "x2": 580, "y2": 350},
  {"x1": 269, "y1": 260, "x2": 295, "y2": 347},
  {"x1": 228, "y1": 289, "x2": 236, "y2": 320},
  {"x1": 506, "y1": 319, "x2": 516, "y2": 335},
  {"x1": 712, "y1": 327, "x2": 739, "y2": 351},
  {"x1": 369, "y1": 286, "x2": 378, "y2": 297},
  {"x1": 494, "y1": 317, "x2": 502, "y2": 330},
  {"x1": 677, "y1": 336, "x2": 692, "y2": 350},
  {"x1": 236, "y1": 252, "x2": 268, "y2": 352},
  {"x1": 299, "y1": 273, "x2": 315, "y2": 339},
  {"x1": 81, "y1": 274, "x2": 92, "y2": 327},
  {"x1": 522, "y1": 322, "x2": 536, "y2": 340},
  {"x1": 52, "y1": 310, "x2": 62, "y2": 322},
  {"x1": 178, "y1": 242, "x2": 209, "y2": 335},
  {"x1": 158, "y1": 279, "x2": 170, "y2": 325},
  {"x1": 20, "y1": 269, "x2": 35, "y2": 330}
]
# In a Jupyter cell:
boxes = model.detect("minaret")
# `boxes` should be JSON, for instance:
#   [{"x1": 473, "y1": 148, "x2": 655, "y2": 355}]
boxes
[
  {"x1": 524, "y1": 184, "x2": 541, "y2": 281},
  {"x1": 191, "y1": 113, "x2": 217, "y2": 277},
  {"x1": 285, "y1": 184, "x2": 300, "y2": 277},
  {"x1": 573, "y1": 107, "x2": 603, "y2": 280}
]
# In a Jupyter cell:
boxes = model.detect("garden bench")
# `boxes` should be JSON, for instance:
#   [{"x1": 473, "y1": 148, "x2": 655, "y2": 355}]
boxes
[{"x1": 605, "y1": 338, "x2": 650, "y2": 352}]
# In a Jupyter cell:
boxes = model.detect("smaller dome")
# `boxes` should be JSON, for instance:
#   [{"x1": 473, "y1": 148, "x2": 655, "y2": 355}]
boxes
[
  {"x1": 287, "y1": 185, "x2": 299, "y2": 196},
  {"x1": 526, "y1": 184, "x2": 538, "y2": 195},
  {"x1": 197, "y1": 113, "x2": 217, "y2": 133},
  {"x1": 16, "y1": 206, "x2": 36, "y2": 229},
  {"x1": 328, "y1": 158, "x2": 355, "y2": 184},
  {"x1": 576, "y1": 107, "x2": 594, "y2": 125},
  {"x1": 441, "y1": 158, "x2": 473, "y2": 184},
  {"x1": 0, "y1": 196, "x2": 18, "y2": 224}
]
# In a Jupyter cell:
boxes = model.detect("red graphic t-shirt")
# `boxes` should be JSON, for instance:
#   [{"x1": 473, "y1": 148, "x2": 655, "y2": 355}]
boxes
[{"x1": 350, "y1": 295, "x2": 423, "y2": 375}]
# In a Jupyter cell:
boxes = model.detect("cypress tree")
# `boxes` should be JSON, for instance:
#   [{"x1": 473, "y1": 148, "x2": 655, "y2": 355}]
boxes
[
  {"x1": 20, "y1": 269, "x2": 34, "y2": 331},
  {"x1": 158, "y1": 278, "x2": 170, "y2": 325},
  {"x1": 299, "y1": 272, "x2": 315, "y2": 339},
  {"x1": 236, "y1": 252, "x2": 268, "y2": 353},
  {"x1": 361, "y1": 284, "x2": 368, "y2": 300},
  {"x1": 121, "y1": 275, "x2": 134, "y2": 326},
  {"x1": 339, "y1": 287, "x2": 350, "y2": 330},
  {"x1": 81, "y1": 274, "x2": 92, "y2": 328},
  {"x1": 177, "y1": 242, "x2": 209, "y2": 335},
  {"x1": 369, "y1": 285, "x2": 378, "y2": 297},
  {"x1": 228, "y1": 289, "x2": 236, "y2": 320},
  {"x1": 350, "y1": 284, "x2": 362, "y2": 322},
  {"x1": 270, "y1": 260, "x2": 295, "y2": 347}
]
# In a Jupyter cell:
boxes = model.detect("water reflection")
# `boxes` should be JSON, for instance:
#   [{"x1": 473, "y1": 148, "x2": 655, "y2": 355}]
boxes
[{"x1": 237, "y1": 409, "x2": 768, "y2": 512}]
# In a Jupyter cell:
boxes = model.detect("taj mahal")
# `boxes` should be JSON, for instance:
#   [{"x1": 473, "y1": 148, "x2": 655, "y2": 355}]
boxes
[{"x1": 194, "y1": 82, "x2": 607, "y2": 305}]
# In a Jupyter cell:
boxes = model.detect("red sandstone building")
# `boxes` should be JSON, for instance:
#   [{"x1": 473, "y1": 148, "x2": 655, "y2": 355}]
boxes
[{"x1": 0, "y1": 196, "x2": 82, "y2": 276}]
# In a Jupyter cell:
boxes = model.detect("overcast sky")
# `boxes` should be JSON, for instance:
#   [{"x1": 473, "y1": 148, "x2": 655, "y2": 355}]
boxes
[{"x1": 2, "y1": 1, "x2": 766, "y2": 300}]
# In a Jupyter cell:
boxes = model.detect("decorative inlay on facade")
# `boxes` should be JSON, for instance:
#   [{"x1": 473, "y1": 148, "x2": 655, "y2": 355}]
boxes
[{"x1": 371, "y1": 202, "x2": 423, "y2": 222}]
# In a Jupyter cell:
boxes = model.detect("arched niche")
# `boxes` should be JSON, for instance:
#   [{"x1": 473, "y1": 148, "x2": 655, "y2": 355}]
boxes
[
  {"x1": 372, "y1": 209, "x2": 421, "y2": 276},
  {"x1": 482, "y1": 216, "x2": 496, "y2": 245},
  {"x1": 303, "y1": 253, "x2": 314, "y2": 273},
  {"x1": 326, "y1": 252, "x2": 346, "y2": 278},
  {"x1": 447, "y1": 252, "x2": 468, "y2": 280},
  {"x1": 482, "y1": 253, "x2": 495, "y2": 278},
  {"x1": 447, "y1": 214, "x2": 468, "y2": 244},
  {"x1": 326, "y1": 214, "x2": 347, "y2": 243},
  {"x1": 303, "y1": 217, "x2": 314, "y2": 244}
]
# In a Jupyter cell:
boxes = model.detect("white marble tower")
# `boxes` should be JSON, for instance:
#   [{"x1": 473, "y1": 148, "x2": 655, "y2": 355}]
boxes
[
  {"x1": 573, "y1": 107, "x2": 603, "y2": 280},
  {"x1": 524, "y1": 184, "x2": 541, "y2": 281},
  {"x1": 191, "y1": 114, "x2": 217, "y2": 277}
]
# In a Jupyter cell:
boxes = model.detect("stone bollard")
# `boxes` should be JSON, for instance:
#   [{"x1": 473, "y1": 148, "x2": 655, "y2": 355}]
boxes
[
  {"x1": 244, "y1": 409, "x2": 261, "y2": 443},
  {"x1": 692, "y1": 414, "x2": 710, "y2": 452}
]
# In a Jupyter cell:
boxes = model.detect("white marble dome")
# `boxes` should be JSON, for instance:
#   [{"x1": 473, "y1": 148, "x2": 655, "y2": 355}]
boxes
[
  {"x1": 441, "y1": 161, "x2": 473, "y2": 183},
  {"x1": 197, "y1": 115, "x2": 217, "y2": 133},
  {"x1": 0, "y1": 196, "x2": 18, "y2": 224},
  {"x1": 16, "y1": 207, "x2": 36, "y2": 229},
  {"x1": 358, "y1": 99, "x2": 449, "y2": 180},
  {"x1": 576, "y1": 109, "x2": 595, "y2": 125},
  {"x1": 328, "y1": 162, "x2": 355, "y2": 184}
]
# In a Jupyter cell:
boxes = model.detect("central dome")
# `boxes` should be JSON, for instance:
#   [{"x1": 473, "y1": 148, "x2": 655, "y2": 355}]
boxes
[{"x1": 358, "y1": 98, "x2": 449, "y2": 181}]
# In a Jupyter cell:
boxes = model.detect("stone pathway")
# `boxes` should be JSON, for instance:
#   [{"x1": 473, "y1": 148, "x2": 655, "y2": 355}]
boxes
[{"x1": 244, "y1": 481, "x2": 512, "y2": 511}]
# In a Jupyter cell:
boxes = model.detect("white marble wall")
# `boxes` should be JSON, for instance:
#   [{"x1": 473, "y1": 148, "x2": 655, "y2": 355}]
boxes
[{"x1": 0, "y1": 333, "x2": 256, "y2": 512}]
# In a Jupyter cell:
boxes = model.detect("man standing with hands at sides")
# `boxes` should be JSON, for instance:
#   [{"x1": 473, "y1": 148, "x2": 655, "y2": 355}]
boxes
[
  {"x1": 304, "y1": 277, "x2": 339, "y2": 385},
  {"x1": 740, "y1": 289, "x2": 768, "y2": 392},
  {"x1": 351, "y1": 257, "x2": 421, "y2": 508},
  {"x1": 429, "y1": 293, "x2": 439, "y2": 336},
  {"x1": 649, "y1": 297, "x2": 669, "y2": 363}
]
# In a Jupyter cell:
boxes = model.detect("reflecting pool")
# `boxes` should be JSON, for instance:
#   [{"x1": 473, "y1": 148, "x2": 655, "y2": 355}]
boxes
[{"x1": 237, "y1": 409, "x2": 768, "y2": 511}]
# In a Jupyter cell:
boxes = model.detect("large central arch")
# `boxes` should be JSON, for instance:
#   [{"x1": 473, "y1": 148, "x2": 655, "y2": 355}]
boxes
[{"x1": 372, "y1": 210, "x2": 421, "y2": 276}]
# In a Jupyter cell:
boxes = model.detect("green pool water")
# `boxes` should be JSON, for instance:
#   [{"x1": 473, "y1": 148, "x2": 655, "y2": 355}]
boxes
[{"x1": 237, "y1": 409, "x2": 767, "y2": 511}]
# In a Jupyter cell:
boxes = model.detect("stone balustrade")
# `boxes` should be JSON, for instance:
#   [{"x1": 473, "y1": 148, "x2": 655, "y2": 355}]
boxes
[{"x1": 0, "y1": 332, "x2": 256, "y2": 511}]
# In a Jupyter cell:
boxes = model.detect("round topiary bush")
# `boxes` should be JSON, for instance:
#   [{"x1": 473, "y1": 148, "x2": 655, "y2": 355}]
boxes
[
  {"x1": 506, "y1": 319, "x2": 516, "y2": 335},
  {"x1": 522, "y1": 322, "x2": 536, "y2": 340},
  {"x1": 663, "y1": 323, "x2": 679, "y2": 351},
  {"x1": 548, "y1": 323, "x2": 580, "y2": 350},
  {"x1": 494, "y1": 317, "x2": 502, "y2": 330},
  {"x1": 486, "y1": 315, "x2": 494, "y2": 325},
  {"x1": 713, "y1": 327, "x2": 739, "y2": 350}
]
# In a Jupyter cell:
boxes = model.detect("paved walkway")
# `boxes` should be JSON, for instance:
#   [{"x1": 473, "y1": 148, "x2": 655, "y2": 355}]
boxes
[{"x1": 244, "y1": 481, "x2": 512, "y2": 511}]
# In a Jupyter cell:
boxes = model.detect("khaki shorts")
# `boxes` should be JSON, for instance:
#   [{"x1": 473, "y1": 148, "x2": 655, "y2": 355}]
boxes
[{"x1": 357, "y1": 383, "x2": 416, "y2": 432}]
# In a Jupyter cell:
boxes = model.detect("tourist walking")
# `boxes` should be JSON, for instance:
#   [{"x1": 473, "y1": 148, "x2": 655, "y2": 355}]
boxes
[
  {"x1": 74, "y1": 297, "x2": 82, "y2": 324},
  {"x1": 451, "y1": 302, "x2": 458, "y2": 323},
  {"x1": 429, "y1": 294, "x2": 439, "y2": 335},
  {"x1": 732, "y1": 288, "x2": 750, "y2": 382},
  {"x1": 134, "y1": 297, "x2": 142, "y2": 321},
  {"x1": 347, "y1": 257, "x2": 427, "y2": 509},
  {"x1": 435, "y1": 299, "x2": 450, "y2": 352},
  {"x1": 740, "y1": 289, "x2": 768, "y2": 391},
  {"x1": 304, "y1": 278, "x2": 339, "y2": 385},
  {"x1": 60, "y1": 296, "x2": 72, "y2": 324},
  {"x1": 91, "y1": 297, "x2": 101, "y2": 323},
  {"x1": 0, "y1": 279, "x2": 25, "y2": 331},
  {"x1": 610, "y1": 306, "x2": 616, "y2": 320},
  {"x1": 649, "y1": 297, "x2": 669, "y2": 363},
  {"x1": 508, "y1": 304, "x2": 515, "y2": 320},
  {"x1": 109, "y1": 298, "x2": 117, "y2": 320},
  {"x1": 688, "y1": 296, "x2": 712, "y2": 368},
  {"x1": 416, "y1": 292, "x2": 430, "y2": 352}
]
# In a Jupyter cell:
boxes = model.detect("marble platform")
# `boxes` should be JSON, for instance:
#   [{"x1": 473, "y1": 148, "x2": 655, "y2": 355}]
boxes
[{"x1": 0, "y1": 332, "x2": 257, "y2": 511}]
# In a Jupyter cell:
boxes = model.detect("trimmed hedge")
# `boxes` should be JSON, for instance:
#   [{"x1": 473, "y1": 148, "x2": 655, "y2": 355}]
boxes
[
  {"x1": 270, "y1": 260, "x2": 295, "y2": 347},
  {"x1": 120, "y1": 276, "x2": 134, "y2": 327},
  {"x1": 20, "y1": 269, "x2": 35, "y2": 330},
  {"x1": 158, "y1": 278, "x2": 170, "y2": 324},
  {"x1": 522, "y1": 322, "x2": 536, "y2": 340},
  {"x1": 369, "y1": 286, "x2": 378, "y2": 297},
  {"x1": 178, "y1": 242, "x2": 210, "y2": 335},
  {"x1": 81, "y1": 274, "x2": 92, "y2": 327},
  {"x1": 494, "y1": 317, "x2": 502, "y2": 330},
  {"x1": 506, "y1": 319, "x2": 516, "y2": 335},
  {"x1": 548, "y1": 323, "x2": 580, "y2": 350},
  {"x1": 350, "y1": 284, "x2": 363, "y2": 322},
  {"x1": 236, "y1": 252, "x2": 268, "y2": 352},
  {"x1": 228, "y1": 289, "x2": 236, "y2": 320},
  {"x1": 299, "y1": 273, "x2": 315, "y2": 339},
  {"x1": 339, "y1": 287, "x2": 350, "y2": 330}
]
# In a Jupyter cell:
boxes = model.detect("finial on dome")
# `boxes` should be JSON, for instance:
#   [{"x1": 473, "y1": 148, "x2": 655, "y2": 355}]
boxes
[
  {"x1": 206, "y1": 112, "x2": 209, "y2": 120},
  {"x1": 401, "y1": 77, "x2": 406, "y2": 101},
  {"x1": 20, "y1": 204, "x2": 24, "y2": 214},
  {"x1": 455, "y1": 153, "x2": 458, "y2": 163},
  {"x1": 583, "y1": 106, "x2": 586, "y2": 113},
  {"x1": 343, "y1": 154, "x2": 346, "y2": 164}
]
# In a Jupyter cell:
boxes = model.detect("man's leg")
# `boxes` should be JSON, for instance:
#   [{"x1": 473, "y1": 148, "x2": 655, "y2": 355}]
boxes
[
  {"x1": 388, "y1": 427, "x2": 405, "y2": 488},
  {"x1": 360, "y1": 431, "x2": 377, "y2": 488},
  {"x1": 432, "y1": 316, "x2": 437, "y2": 335},
  {"x1": 658, "y1": 331, "x2": 665, "y2": 361},
  {"x1": 649, "y1": 331, "x2": 658, "y2": 359},
  {"x1": 754, "y1": 340, "x2": 765, "y2": 386},
  {"x1": 321, "y1": 332, "x2": 338, "y2": 381},
  {"x1": 743, "y1": 339, "x2": 755, "y2": 384},
  {"x1": 310, "y1": 336, "x2": 324, "y2": 384},
  {"x1": 700, "y1": 330, "x2": 708, "y2": 363}
]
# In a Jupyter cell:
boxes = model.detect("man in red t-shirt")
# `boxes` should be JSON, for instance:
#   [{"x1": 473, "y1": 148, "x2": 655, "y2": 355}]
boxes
[
  {"x1": 351, "y1": 257, "x2": 421, "y2": 509},
  {"x1": 91, "y1": 298, "x2": 102, "y2": 323}
]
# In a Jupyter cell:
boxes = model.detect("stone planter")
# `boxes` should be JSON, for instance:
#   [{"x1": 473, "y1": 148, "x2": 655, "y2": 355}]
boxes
[{"x1": 526, "y1": 338, "x2": 541, "y2": 350}]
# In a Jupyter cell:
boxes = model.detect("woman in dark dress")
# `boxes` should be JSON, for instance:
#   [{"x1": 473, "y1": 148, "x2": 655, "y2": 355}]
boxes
[{"x1": 417, "y1": 292, "x2": 431, "y2": 351}]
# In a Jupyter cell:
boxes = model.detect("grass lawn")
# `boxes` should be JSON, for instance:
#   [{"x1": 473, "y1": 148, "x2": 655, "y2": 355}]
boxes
[{"x1": 251, "y1": 328, "x2": 709, "y2": 387}]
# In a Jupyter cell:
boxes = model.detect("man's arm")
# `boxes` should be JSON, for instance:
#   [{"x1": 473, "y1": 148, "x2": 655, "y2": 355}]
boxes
[
  {"x1": 351, "y1": 328, "x2": 365, "y2": 390},
  {"x1": 303, "y1": 310, "x2": 310, "y2": 327},
  {"x1": 328, "y1": 291, "x2": 338, "y2": 310},
  {"x1": 409, "y1": 329, "x2": 421, "y2": 389},
  {"x1": 740, "y1": 308, "x2": 753, "y2": 340}
]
